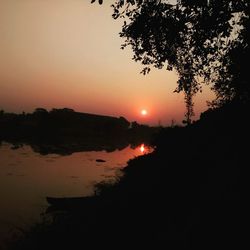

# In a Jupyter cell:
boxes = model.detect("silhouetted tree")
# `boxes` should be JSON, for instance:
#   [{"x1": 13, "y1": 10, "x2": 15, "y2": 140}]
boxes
[
  {"x1": 92, "y1": 0, "x2": 249, "y2": 116},
  {"x1": 34, "y1": 108, "x2": 48, "y2": 114},
  {"x1": 131, "y1": 121, "x2": 139, "y2": 129}
]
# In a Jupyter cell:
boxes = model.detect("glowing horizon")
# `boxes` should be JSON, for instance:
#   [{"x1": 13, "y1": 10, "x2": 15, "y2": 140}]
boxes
[{"x1": 0, "y1": 0, "x2": 215, "y2": 125}]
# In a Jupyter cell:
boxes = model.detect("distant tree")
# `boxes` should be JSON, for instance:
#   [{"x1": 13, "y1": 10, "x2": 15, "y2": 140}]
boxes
[
  {"x1": 34, "y1": 108, "x2": 48, "y2": 114},
  {"x1": 170, "y1": 119, "x2": 176, "y2": 128},
  {"x1": 92, "y1": 0, "x2": 249, "y2": 122},
  {"x1": 61, "y1": 108, "x2": 75, "y2": 113},
  {"x1": 131, "y1": 121, "x2": 139, "y2": 129},
  {"x1": 50, "y1": 108, "x2": 75, "y2": 113},
  {"x1": 119, "y1": 116, "x2": 130, "y2": 129}
]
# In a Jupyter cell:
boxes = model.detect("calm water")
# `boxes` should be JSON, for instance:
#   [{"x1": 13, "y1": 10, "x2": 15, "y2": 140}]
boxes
[{"x1": 0, "y1": 142, "x2": 152, "y2": 246}]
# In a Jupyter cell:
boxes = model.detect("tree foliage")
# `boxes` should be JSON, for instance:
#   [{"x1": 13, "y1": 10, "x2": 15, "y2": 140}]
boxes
[{"x1": 92, "y1": 0, "x2": 249, "y2": 120}]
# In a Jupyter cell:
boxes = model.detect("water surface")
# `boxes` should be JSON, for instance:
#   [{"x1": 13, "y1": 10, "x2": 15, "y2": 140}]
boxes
[{"x1": 0, "y1": 142, "x2": 152, "y2": 246}]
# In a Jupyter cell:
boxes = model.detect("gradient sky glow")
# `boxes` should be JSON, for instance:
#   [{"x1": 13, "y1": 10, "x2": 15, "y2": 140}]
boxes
[{"x1": 0, "y1": 0, "x2": 214, "y2": 125}]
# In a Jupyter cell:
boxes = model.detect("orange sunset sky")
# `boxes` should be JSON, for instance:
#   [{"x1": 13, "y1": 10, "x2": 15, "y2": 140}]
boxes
[{"x1": 0, "y1": 0, "x2": 215, "y2": 125}]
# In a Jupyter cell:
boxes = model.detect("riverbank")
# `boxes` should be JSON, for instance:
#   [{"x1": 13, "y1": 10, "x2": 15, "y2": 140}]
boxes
[{"x1": 8, "y1": 102, "x2": 245, "y2": 250}]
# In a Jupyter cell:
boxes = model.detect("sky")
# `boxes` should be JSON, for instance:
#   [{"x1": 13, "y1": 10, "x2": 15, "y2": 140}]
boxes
[{"x1": 0, "y1": 0, "x2": 214, "y2": 125}]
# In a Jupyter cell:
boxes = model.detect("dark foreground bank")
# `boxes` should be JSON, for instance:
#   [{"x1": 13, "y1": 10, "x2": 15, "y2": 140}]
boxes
[{"x1": 7, "y1": 102, "x2": 245, "y2": 250}]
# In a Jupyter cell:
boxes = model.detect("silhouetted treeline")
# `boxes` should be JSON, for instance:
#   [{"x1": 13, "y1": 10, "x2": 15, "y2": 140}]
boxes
[
  {"x1": 0, "y1": 108, "x2": 128, "y2": 138},
  {"x1": 0, "y1": 108, "x2": 159, "y2": 154}
]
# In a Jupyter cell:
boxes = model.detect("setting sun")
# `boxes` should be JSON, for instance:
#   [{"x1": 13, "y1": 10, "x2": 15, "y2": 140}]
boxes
[{"x1": 141, "y1": 109, "x2": 148, "y2": 116}]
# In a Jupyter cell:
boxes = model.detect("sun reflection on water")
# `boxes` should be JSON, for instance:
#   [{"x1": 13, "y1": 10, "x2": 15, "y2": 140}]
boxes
[
  {"x1": 140, "y1": 144, "x2": 145, "y2": 153},
  {"x1": 138, "y1": 144, "x2": 152, "y2": 155}
]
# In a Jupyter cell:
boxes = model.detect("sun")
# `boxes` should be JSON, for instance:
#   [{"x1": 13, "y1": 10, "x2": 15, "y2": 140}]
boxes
[{"x1": 141, "y1": 109, "x2": 148, "y2": 116}]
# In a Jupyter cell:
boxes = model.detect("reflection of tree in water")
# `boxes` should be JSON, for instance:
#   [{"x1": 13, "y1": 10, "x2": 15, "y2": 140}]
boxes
[
  {"x1": 0, "y1": 134, "x2": 155, "y2": 156},
  {"x1": 29, "y1": 137, "x2": 130, "y2": 156},
  {"x1": 28, "y1": 137, "x2": 155, "y2": 156}
]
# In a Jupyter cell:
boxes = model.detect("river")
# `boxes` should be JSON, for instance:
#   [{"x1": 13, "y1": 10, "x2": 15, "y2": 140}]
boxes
[{"x1": 0, "y1": 141, "x2": 152, "y2": 247}]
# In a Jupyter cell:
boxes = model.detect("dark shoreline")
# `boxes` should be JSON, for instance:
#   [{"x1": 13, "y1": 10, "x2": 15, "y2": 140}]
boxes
[{"x1": 7, "y1": 102, "x2": 245, "y2": 249}]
